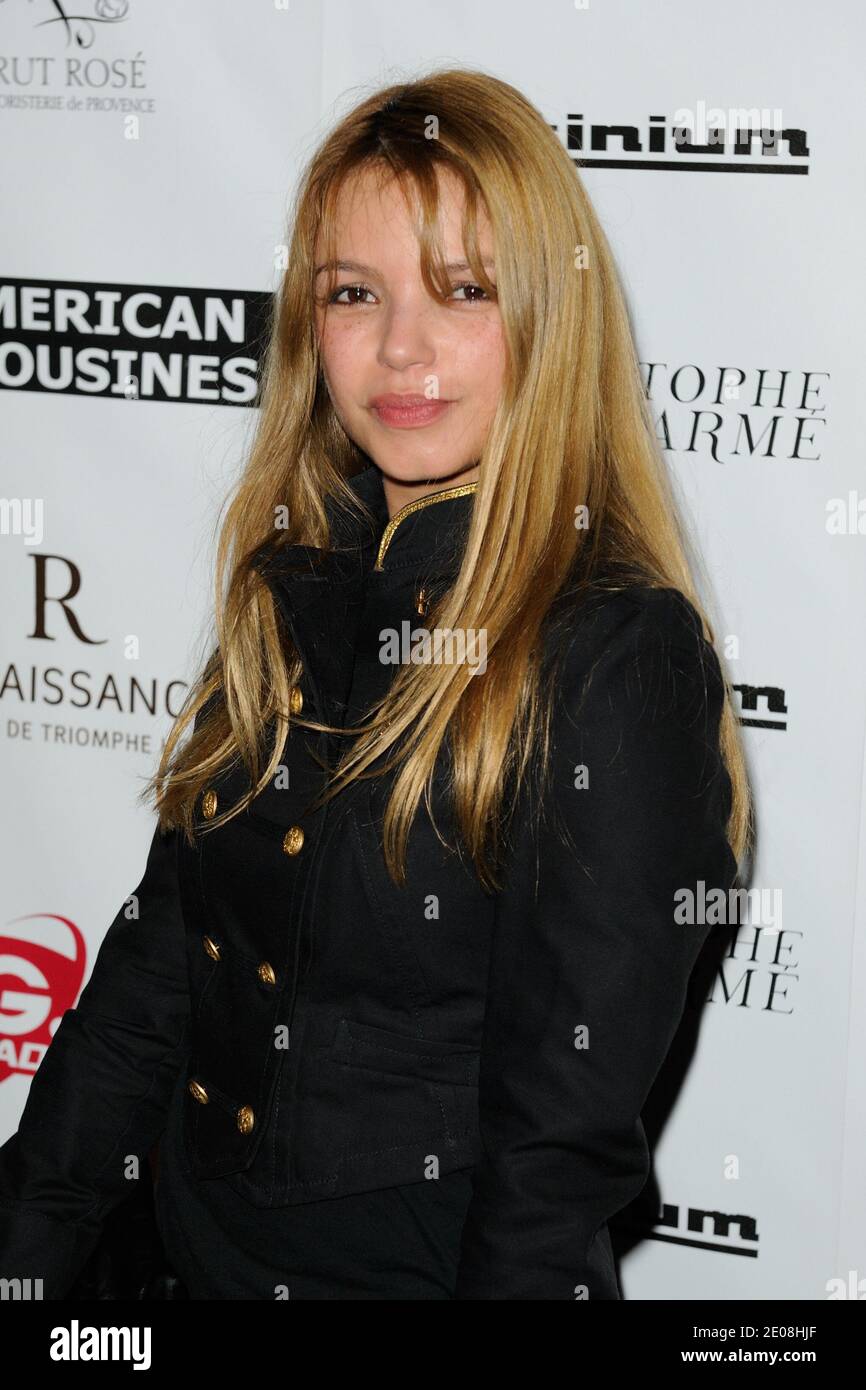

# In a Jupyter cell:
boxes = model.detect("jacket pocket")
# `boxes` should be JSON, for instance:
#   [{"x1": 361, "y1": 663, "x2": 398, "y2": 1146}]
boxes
[{"x1": 330, "y1": 1017, "x2": 480, "y2": 1088}]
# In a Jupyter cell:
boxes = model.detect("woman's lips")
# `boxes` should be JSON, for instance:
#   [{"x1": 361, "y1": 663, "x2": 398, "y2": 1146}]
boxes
[{"x1": 370, "y1": 397, "x2": 454, "y2": 429}]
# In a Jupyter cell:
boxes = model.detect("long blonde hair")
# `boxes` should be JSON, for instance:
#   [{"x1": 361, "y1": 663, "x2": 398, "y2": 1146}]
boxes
[{"x1": 144, "y1": 66, "x2": 753, "y2": 892}]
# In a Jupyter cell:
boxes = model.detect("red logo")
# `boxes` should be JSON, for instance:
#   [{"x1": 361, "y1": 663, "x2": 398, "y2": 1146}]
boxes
[{"x1": 0, "y1": 915, "x2": 87, "y2": 1080}]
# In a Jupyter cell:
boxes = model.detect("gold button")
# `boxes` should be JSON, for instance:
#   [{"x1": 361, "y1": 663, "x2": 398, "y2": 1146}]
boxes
[
  {"x1": 416, "y1": 586, "x2": 429, "y2": 616},
  {"x1": 237, "y1": 1105, "x2": 255, "y2": 1135},
  {"x1": 188, "y1": 1080, "x2": 209, "y2": 1104},
  {"x1": 282, "y1": 825, "x2": 304, "y2": 855},
  {"x1": 203, "y1": 935, "x2": 221, "y2": 961},
  {"x1": 258, "y1": 961, "x2": 276, "y2": 986},
  {"x1": 202, "y1": 788, "x2": 218, "y2": 819},
  {"x1": 289, "y1": 685, "x2": 303, "y2": 715}
]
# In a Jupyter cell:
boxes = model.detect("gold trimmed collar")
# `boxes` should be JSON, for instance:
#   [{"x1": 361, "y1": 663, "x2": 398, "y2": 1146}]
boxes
[{"x1": 373, "y1": 481, "x2": 478, "y2": 571}]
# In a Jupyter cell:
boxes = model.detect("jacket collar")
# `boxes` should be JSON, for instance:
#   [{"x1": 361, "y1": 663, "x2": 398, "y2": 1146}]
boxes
[
  {"x1": 255, "y1": 464, "x2": 477, "y2": 586},
  {"x1": 348, "y1": 465, "x2": 478, "y2": 575},
  {"x1": 251, "y1": 465, "x2": 478, "y2": 725}
]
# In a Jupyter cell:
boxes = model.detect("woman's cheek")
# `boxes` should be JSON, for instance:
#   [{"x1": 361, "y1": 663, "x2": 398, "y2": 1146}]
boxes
[
  {"x1": 454, "y1": 330, "x2": 506, "y2": 401},
  {"x1": 322, "y1": 323, "x2": 371, "y2": 392}
]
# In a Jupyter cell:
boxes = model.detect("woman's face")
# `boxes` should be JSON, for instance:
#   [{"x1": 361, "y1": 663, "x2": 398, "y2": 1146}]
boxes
[{"x1": 313, "y1": 165, "x2": 506, "y2": 509}]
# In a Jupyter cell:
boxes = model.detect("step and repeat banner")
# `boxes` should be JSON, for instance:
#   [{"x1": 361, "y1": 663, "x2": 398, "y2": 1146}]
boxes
[{"x1": 1, "y1": 0, "x2": 864, "y2": 1300}]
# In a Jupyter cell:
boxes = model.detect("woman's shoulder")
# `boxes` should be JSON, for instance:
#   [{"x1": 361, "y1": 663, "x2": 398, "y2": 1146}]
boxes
[{"x1": 545, "y1": 578, "x2": 725, "y2": 708}]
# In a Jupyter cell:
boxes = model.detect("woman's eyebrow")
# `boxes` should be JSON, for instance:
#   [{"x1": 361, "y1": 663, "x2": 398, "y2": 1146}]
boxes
[
  {"x1": 314, "y1": 258, "x2": 496, "y2": 276},
  {"x1": 314, "y1": 259, "x2": 376, "y2": 277}
]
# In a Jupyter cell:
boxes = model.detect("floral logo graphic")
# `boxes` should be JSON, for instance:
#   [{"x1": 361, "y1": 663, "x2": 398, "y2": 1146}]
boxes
[{"x1": 5, "y1": 0, "x2": 130, "y2": 49}]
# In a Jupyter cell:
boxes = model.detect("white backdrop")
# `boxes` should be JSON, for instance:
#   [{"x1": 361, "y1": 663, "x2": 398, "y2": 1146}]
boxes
[{"x1": 1, "y1": 0, "x2": 864, "y2": 1300}]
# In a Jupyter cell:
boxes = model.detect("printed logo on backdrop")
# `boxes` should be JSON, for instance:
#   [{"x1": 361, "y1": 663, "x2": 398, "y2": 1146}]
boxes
[
  {"x1": 730, "y1": 681, "x2": 787, "y2": 732},
  {"x1": 3, "y1": 0, "x2": 130, "y2": 50},
  {"x1": 639, "y1": 360, "x2": 829, "y2": 468},
  {"x1": 557, "y1": 103, "x2": 809, "y2": 174},
  {"x1": 615, "y1": 1200, "x2": 759, "y2": 1258},
  {"x1": 677, "y1": 879, "x2": 799, "y2": 1016},
  {"x1": 0, "y1": 278, "x2": 270, "y2": 403},
  {"x1": 0, "y1": 0, "x2": 143, "y2": 106},
  {"x1": 551, "y1": 106, "x2": 823, "y2": 467},
  {"x1": 1, "y1": 6, "x2": 271, "y2": 402},
  {"x1": 709, "y1": 916, "x2": 801, "y2": 1015},
  {"x1": 0, "y1": 914, "x2": 87, "y2": 1080},
  {"x1": 1, "y1": 552, "x2": 190, "y2": 749}
]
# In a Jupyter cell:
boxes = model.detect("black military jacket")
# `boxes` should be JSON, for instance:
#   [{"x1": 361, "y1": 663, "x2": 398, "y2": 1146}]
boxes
[{"x1": 0, "y1": 464, "x2": 738, "y2": 1299}]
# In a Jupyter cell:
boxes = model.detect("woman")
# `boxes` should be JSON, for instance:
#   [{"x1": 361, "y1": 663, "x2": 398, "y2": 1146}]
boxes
[{"x1": 0, "y1": 68, "x2": 751, "y2": 1300}]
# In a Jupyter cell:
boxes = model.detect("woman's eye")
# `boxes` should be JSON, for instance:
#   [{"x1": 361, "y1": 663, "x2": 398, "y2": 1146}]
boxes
[
  {"x1": 450, "y1": 281, "x2": 494, "y2": 303},
  {"x1": 325, "y1": 281, "x2": 495, "y2": 306},
  {"x1": 328, "y1": 284, "x2": 375, "y2": 305}
]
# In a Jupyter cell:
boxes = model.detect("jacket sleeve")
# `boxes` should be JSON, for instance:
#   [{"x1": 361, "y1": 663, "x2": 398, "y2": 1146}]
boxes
[
  {"x1": 0, "y1": 820, "x2": 191, "y2": 1298},
  {"x1": 453, "y1": 590, "x2": 739, "y2": 1300}
]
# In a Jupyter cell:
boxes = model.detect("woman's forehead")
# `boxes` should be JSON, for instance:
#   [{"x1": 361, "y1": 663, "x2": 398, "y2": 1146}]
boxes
[{"x1": 316, "y1": 167, "x2": 492, "y2": 259}]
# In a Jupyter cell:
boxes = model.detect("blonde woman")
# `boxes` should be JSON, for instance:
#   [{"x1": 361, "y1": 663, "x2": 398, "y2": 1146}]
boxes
[{"x1": 0, "y1": 68, "x2": 751, "y2": 1300}]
